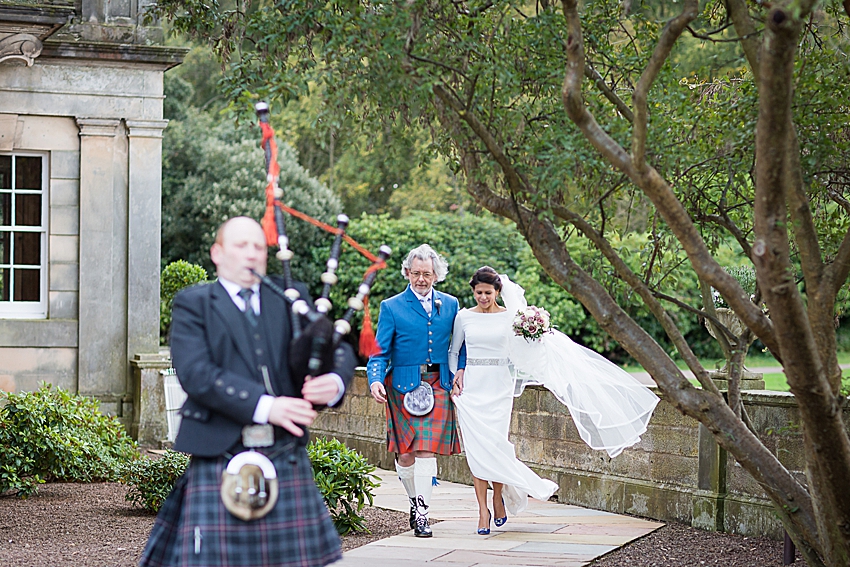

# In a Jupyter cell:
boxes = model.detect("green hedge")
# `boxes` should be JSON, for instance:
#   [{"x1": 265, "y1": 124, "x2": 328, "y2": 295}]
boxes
[
  {"x1": 161, "y1": 260, "x2": 208, "y2": 343},
  {"x1": 0, "y1": 385, "x2": 139, "y2": 497}
]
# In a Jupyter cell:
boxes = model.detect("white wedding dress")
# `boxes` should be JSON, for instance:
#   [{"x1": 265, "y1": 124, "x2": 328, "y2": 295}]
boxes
[
  {"x1": 450, "y1": 308, "x2": 558, "y2": 515},
  {"x1": 449, "y1": 275, "x2": 660, "y2": 515}
]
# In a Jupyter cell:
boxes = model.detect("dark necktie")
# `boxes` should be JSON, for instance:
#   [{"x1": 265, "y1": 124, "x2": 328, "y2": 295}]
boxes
[{"x1": 237, "y1": 288, "x2": 258, "y2": 327}]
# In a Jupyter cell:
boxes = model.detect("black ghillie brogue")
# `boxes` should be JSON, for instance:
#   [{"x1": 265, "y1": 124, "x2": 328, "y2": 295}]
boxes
[{"x1": 413, "y1": 496, "x2": 433, "y2": 538}]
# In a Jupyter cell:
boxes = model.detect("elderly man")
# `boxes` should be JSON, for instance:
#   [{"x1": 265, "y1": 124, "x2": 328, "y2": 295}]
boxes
[
  {"x1": 367, "y1": 244, "x2": 465, "y2": 537},
  {"x1": 140, "y1": 216, "x2": 356, "y2": 567}
]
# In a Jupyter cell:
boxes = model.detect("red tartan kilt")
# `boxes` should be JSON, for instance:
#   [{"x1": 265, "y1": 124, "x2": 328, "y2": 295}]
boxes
[{"x1": 385, "y1": 371, "x2": 461, "y2": 455}]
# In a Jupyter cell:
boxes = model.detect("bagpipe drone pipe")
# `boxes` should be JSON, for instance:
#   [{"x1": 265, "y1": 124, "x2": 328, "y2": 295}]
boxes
[{"x1": 254, "y1": 102, "x2": 390, "y2": 398}]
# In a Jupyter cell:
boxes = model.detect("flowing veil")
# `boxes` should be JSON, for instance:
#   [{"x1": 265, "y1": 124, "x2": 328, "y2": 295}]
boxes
[{"x1": 500, "y1": 275, "x2": 660, "y2": 458}]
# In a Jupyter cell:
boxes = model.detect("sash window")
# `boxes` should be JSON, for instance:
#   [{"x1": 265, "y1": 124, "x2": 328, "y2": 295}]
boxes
[{"x1": 0, "y1": 154, "x2": 48, "y2": 318}]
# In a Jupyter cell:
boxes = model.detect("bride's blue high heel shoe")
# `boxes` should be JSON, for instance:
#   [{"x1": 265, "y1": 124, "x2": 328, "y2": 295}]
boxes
[
  {"x1": 477, "y1": 511, "x2": 491, "y2": 535},
  {"x1": 494, "y1": 497, "x2": 508, "y2": 527}
]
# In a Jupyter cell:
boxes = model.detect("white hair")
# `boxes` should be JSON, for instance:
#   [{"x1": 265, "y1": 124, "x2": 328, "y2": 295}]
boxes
[{"x1": 401, "y1": 244, "x2": 449, "y2": 282}]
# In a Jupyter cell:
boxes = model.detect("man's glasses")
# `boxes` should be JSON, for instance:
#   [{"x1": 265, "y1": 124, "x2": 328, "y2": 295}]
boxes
[{"x1": 409, "y1": 271, "x2": 435, "y2": 280}]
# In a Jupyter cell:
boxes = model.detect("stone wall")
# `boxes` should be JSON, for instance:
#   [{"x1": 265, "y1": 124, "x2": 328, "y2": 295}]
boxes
[{"x1": 313, "y1": 370, "x2": 850, "y2": 540}]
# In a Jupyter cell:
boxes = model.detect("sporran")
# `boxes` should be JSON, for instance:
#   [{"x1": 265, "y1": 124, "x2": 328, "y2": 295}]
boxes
[
  {"x1": 403, "y1": 381, "x2": 434, "y2": 416},
  {"x1": 221, "y1": 450, "x2": 279, "y2": 521}
]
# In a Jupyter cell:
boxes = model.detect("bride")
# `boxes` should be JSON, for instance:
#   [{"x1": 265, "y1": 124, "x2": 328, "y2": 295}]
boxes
[{"x1": 449, "y1": 266, "x2": 660, "y2": 535}]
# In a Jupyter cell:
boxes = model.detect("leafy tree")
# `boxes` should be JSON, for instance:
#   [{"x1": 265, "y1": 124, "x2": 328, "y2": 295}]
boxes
[
  {"x1": 324, "y1": 211, "x2": 721, "y2": 364},
  {"x1": 151, "y1": 0, "x2": 850, "y2": 563},
  {"x1": 161, "y1": 108, "x2": 343, "y2": 287}
]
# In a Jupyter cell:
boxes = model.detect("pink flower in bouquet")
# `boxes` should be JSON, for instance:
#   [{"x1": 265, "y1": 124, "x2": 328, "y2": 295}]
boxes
[{"x1": 512, "y1": 305, "x2": 552, "y2": 341}]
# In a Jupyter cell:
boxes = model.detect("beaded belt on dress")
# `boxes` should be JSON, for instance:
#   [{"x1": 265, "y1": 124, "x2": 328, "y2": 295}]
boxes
[{"x1": 466, "y1": 357, "x2": 510, "y2": 366}]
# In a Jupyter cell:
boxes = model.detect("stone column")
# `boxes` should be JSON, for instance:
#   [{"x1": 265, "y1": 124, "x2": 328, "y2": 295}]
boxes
[
  {"x1": 125, "y1": 120, "x2": 168, "y2": 376},
  {"x1": 692, "y1": 423, "x2": 728, "y2": 531},
  {"x1": 76, "y1": 118, "x2": 128, "y2": 415},
  {"x1": 129, "y1": 352, "x2": 171, "y2": 446}
]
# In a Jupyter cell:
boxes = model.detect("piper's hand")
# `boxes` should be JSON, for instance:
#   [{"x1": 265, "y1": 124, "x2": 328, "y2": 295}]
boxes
[
  {"x1": 451, "y1": 369, "x2": 465, "y2": 398},
  {"x1": 267, "y1": 396, "x2": 317, "y2": 437},
  {"x1": 302, "y1": 374, "x2": 341, "y2": 406},
  {"x1": 370, "y1": 382, "x2": 387, "y2": 404}
]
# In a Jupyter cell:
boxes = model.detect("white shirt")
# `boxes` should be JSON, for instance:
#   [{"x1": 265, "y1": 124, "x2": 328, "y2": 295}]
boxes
[
  {"x1": 218, "y1": 277, "x2": 261, "y2": 314},
  {"x1": 217, "y1": 277, "x2": 345, "y2": 422},
  {"x1": 411, "y1": 287, "x2": 433, "y2": 315}
]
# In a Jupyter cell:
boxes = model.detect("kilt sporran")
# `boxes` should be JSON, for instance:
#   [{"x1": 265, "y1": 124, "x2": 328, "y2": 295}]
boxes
[
  {"x1": 220, "y1": 450, "x2": 279, "y2": 521},
  {"x1": 402, "y1": 381, "x2": 434, "y2": 416}
]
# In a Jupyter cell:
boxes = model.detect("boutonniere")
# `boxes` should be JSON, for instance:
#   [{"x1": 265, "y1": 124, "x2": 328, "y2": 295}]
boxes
[{"x1": 434, "y1": 298, "x2": 442, "y2": 315}]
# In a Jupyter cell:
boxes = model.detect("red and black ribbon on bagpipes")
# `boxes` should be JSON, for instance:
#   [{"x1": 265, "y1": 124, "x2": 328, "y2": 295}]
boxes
[{"x1": 254, "y1": 103, "x2": 388, "y2": 381}]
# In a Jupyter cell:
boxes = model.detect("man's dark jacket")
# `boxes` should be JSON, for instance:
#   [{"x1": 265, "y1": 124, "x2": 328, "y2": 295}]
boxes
[{"x1": 169, "y1": 278, "x2": 357, "y2": 457}]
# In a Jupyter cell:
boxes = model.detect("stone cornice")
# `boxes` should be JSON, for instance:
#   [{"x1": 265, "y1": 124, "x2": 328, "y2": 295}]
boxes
[
  {"x1": 76, "y1": 117, "x2": 121, "y2": 137},
  {"x1": 126, "y1": 119, "x2": 169, "y2": 138},
  {"x1": 0, "y1": 4, "x2": 76, "y2": 27},
  {"x1": 41, "y1": 39, "x2": 187, "y2": 69}
]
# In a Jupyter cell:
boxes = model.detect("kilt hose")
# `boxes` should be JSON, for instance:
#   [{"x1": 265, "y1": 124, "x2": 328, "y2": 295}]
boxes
[
  {"x1": 139, "y1": 445, "x2": 341, "y2": 567},
  {"x1": 385, "y1": 371, "x2": 461, "y2": 455}
]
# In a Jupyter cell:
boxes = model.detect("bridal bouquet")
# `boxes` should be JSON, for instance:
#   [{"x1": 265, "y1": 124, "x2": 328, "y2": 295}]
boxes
[{"x1": 513, "y1": 305, "x2": 552, "y2": 341}]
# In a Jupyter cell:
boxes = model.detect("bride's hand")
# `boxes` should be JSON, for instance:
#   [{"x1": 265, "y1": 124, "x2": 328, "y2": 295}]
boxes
[{"x1": 451, "y1": 369, "x2": 465, "y2": 397}]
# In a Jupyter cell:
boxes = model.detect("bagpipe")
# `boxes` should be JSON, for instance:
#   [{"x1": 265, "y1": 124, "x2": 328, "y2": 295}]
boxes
[
  {"x1": 253, "y1": 102, "x2": 389, "y2": 391},
  {"x1": 220, "y1": 103, "x2": 391, "y2": 523}
]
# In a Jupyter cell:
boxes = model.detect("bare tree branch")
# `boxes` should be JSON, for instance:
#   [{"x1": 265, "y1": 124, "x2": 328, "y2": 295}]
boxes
[
  {"x1": 551, "y1": 204, "x2": 724, "y2": 397},
  {"x1": 559, "y1": 0, "x2": 780, "y2": 360},
  {"x1": 724, "y1": 0, "x2": 762, "y2": 77},
  {"x1": 703, "y1": 213, "x2": 753, "y2": 258},
  {"x1": 584, "y1": 64, "x2": 633, "y2": 123},
  {"x1": 631, "y1": 0, "x2": 699, "y2": 169},
  {"x1": 825, "y1": 225, "x2": 850, "y2": 299},
  {"x1": 560, "y1": 0, "x2": 821, "y2": 552},
  {"x1": 753, "y1": 6, "x2": 850, "y2": 563},
  {"x1": 433, "y1": 83, "x2": 531, "y2": 196},
  {"x1": 784, "y1": 139, "x2": 825, "y2": 300}
]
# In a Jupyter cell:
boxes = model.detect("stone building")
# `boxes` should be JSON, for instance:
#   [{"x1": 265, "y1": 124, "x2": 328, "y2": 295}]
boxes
[{"x1": 0, "y1": 1, "x2": 183, "y2": 437}]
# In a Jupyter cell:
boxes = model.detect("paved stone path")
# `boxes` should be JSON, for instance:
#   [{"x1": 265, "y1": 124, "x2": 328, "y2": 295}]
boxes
[{"x1": 340, "y1": 469, "x2": 664, "y2": 567}]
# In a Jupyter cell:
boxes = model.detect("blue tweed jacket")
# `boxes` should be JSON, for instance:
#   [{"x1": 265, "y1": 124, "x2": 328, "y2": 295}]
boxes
[{"x1": 367, "y1": 286, "x2": 466, "y2": 393}]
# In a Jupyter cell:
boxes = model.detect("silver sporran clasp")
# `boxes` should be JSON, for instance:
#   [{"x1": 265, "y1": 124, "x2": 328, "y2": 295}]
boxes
[
  {"x1": 403, "y1": 381, "x2": 434, "y2": 416},
  {"x1": 221, "y1": 451, "x2": 279, "y2": 521}
]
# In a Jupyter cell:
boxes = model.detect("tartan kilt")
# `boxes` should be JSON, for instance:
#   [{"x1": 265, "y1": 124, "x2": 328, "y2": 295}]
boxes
[
  {"x1": 139, "y1": 445, "x2": 341, "y2": 567},
  {"x1": 385, "y1": 371, "x2": 460, "y2": 455}
]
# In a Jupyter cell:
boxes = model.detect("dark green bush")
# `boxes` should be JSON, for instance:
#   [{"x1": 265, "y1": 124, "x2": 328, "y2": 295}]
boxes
[
  {"x1": 308, "y1": 437, "x2": 379, "y2": 535},
  {"x1": 118, "y1": 450, "x2": 190, "y2": 512},
  {"x1": 161, "y1": 259, "x2": 208, "y2": 342},
  {"x1": 118, "y1": 438, "x2": 379, "y2": 535},
  {"x1": 0, "y1": 385, "x2": 139, "y2": 497}
]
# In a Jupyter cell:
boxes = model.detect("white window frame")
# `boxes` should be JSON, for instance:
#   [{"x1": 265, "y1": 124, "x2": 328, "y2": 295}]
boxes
[{"x1": 0, "y1": 152, "x2": 49, "y2": 319}]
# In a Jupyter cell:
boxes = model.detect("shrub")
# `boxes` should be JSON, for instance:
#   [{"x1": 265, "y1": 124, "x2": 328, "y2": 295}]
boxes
[
  {"x1": 161, "y1": 260, "x2": 208, "y2": 342},
  {"x1": 308, "y1": 437, "x2": 380, "y2": 535},
  {"x1": 0, "y1": 385, "x2": 139, "y2": 497},
  {"x1": 117, "y1": 438, "x2": 379, "y2": 535},
  {"x1": 118, "y1": 450, "x2": 190, "y2": 513}
]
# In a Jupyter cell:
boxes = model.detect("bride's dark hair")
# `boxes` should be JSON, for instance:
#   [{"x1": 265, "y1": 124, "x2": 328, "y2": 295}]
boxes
[{"x1": 469, "y1": 266, "x2": 502, "y2": 291}]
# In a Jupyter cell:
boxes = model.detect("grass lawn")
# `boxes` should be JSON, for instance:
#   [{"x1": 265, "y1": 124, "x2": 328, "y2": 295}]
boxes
[{"x1": 624, "y1": 352, "x2": 850, "y2": 392}]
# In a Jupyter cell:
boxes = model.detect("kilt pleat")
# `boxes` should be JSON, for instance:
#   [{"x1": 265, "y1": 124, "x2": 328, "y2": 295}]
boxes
[
  {"x1": 385, "y1": 371, "x2": 460, "y2": 455},
  {"x1": 140, "y1": 446, "x2": 341, "y2": 567}
]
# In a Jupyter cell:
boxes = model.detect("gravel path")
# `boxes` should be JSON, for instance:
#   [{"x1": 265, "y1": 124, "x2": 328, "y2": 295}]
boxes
[{"x1": 0, "y1": 482, "x2": 805, "y2": 566}]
